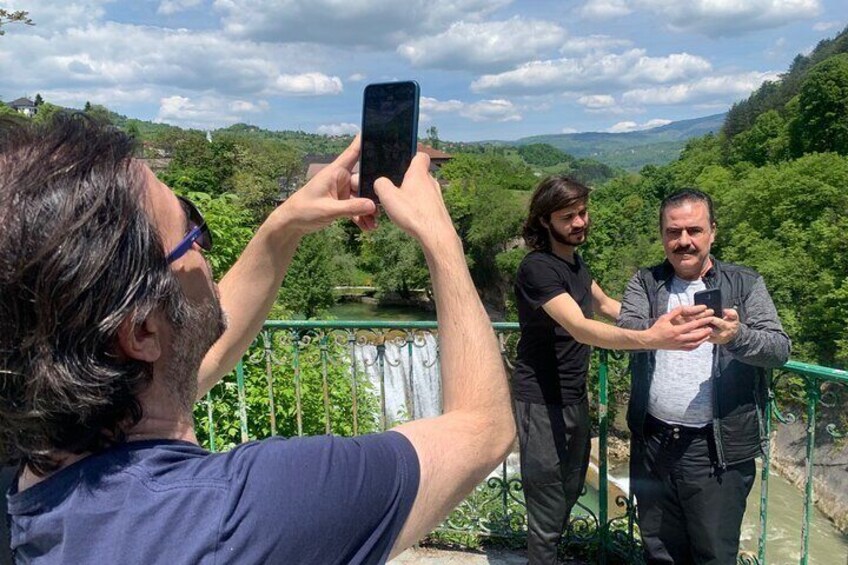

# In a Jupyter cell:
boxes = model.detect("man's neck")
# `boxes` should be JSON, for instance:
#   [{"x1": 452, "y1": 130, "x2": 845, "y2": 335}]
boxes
[
  {"x1": 17, "y1": 413, "x2": 197, "y2": 493},
  {"x1": 675, "y1": 257, "x2": 713, "y2": 281},
  {"x1": 550, "y1": 241, "x2": 576, "y2": 262}
]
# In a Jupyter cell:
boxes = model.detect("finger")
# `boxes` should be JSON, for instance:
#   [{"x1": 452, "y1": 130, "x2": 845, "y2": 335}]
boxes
[
  {"x1": 332, "y1": 134, "x2": 361, "y2": 171},
  {"x1": 680, "y1": 305, "x2": 708, "y2": 316},
  {"x1": 350, "y1": 173, "x2": 360, "y2": 196},
  {"x1": 723, "y1": 308, "x2": 739, "y2": 321},
  {"x1": 402, "y1": 152, "x2": 432, "y2": 183},
  {"x1": 709, "y1": 316, "x2": 728, "y2": 329},
  {"x1": 331, "y1": 197, "x2": 376, "y2": 219}
]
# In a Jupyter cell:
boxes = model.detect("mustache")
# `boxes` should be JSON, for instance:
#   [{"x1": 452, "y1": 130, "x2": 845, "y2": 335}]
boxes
[{"x1": 673, "y1": 246, "x2": 696, "y2": 254}]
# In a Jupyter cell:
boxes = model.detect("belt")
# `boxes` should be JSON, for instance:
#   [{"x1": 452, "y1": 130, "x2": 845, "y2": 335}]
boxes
[{"x1": 645, "y1": 414, "x2": 712, "y2": 440}]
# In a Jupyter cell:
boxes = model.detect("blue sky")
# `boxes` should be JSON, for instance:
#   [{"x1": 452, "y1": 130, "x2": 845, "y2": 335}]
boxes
[{"x1": 0, "y1": 0, "x2": 844, "y2": 141}]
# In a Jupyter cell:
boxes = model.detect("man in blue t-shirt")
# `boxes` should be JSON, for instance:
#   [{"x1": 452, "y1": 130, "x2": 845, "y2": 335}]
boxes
[{"x1": 0, "y1": 114, "x2": 515, "y2": 563}]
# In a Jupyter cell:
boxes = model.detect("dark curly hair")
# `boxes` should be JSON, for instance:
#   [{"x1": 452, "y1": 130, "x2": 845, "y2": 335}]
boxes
[
  {"x1": 0, "y1": 113, "x2": 184, "y2": 475},
  {"x1": 522, "y1": 175, "x2": 591, "y2": 251}
]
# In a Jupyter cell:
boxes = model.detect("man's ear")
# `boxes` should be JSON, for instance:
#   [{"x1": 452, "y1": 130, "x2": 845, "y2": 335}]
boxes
[
  {"x1": 540, "y1": 216, "x2": 550, "y2": 229},
  {"x1": 117, "y1": 311, "x2": 163, "y2": 363}
]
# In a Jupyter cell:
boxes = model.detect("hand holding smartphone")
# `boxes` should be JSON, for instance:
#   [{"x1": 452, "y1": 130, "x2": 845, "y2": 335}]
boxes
[{"x1": 359, "y1": 81, "x2": 420, "y2": 203}]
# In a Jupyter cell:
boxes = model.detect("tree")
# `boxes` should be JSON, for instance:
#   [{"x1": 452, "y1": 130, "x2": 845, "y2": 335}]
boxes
[
  {"x1": 0, "y1": 9, "x2": 33, "y2": 35},
  {"x1": 359, "y1": 222, "x2": 429, "y2": 300},
  {"x1": 33, "y1": 93, "x2": 43, "y2": 107},
  {"x1": 789, "y1": 53, "x2": 848, "y2": 157},
  {"x1": 278, "y1": 232, "x2": 337, "y2": 319},
  {"x1": 426, "y1": 125, "x2": 441, "y2": 150}
]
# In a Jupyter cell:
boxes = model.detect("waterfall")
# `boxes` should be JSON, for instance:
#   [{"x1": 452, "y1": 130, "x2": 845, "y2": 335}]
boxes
[{"x1": 353, "y1": 331, "x2": 442, "y2": 423}]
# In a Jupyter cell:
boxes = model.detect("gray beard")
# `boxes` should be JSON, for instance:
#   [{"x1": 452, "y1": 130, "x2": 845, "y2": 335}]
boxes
[{"x1": 164, "y1": 289, "x2": 227, "y2": 413}]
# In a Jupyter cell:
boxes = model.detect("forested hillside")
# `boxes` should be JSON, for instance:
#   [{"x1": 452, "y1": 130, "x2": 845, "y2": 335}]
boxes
[{"x1": 5, "y1": 24, "x2": 845, "y2": 370}]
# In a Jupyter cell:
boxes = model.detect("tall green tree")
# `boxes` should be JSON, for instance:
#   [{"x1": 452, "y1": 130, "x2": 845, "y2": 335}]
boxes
[{"x1": 789, "y1": 53, "x2": 848, "y2": 157}]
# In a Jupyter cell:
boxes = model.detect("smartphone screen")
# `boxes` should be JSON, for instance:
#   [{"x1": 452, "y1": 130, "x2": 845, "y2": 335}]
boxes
[
  {"x1": 359, "y1": 81, "x2": 420, "y2": 203},
  {"x1": 693, "y1": 288, "x2": 722, "y2": 315}
]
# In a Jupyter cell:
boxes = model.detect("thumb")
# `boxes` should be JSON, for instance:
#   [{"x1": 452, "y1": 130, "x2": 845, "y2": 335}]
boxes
[
  {"x1": 373, "y1": 176, "x2": 399, "y2": 205},
  {"x1": 723, "y1": 308, "x2": 739, "y2": 321}
]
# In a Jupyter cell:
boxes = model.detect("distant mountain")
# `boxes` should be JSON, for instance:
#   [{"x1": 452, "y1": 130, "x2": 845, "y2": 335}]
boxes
[{"x1": 513, "y1": 113, "x2": 726, "y2": 170}]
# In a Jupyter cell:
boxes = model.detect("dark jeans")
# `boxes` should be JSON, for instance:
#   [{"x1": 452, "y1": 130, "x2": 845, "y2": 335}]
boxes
[
  {"x1": 631, "y1": 415, "x2": 756, "y2": 565},
  {"x1": 515, "y1": 399, "x2": 591, "y2": 565}
]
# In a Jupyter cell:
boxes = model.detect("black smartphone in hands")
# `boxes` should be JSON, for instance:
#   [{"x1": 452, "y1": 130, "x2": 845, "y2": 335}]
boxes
[
  {"x1": 694, "y1": 288, "x2": 722, "y2": 317},
  {"x1": 359, "y1": 81, "x2": 420, "y2": 203}
]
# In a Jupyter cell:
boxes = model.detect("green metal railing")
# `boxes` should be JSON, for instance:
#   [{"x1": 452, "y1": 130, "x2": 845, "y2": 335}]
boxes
[{"x1": 196, "y1": 321, "x2": 848, "y2": 564}]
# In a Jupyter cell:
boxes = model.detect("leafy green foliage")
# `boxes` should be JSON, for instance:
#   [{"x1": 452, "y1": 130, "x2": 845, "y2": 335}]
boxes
[
  {"x1": 194, "y1": 336, "x2": 382, "y2": 449},
  {"x1": 278, "y1": 232, "x2": 338, "y2": 319},
  {"x1": 359, "y1": 222, "x2": 430, "y2": 300},
  {"x1": 440, "y1": 152, "x2": 537, "y2": 192},
  {"x1": 517, "y1": 143, "x2": 570, "y2": 167},
  {"x1": 788, "y1": 53, "x2": 848, "y2": 157},
  {"x1": 0, "y1": 9, "x2": 33, "y2": 35}
]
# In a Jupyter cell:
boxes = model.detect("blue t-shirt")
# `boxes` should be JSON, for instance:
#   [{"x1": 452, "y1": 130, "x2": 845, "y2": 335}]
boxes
[{"x1": 7, "y1": 432, "x2": 420, "y2": 564}]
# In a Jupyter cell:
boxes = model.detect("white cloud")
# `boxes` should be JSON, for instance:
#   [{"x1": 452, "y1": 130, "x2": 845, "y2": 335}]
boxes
[
  {"x1": 420, "y1": 96, "x2": 522, "y2": 122},
  {"x1": 214, "y1": 0, "x2": 513, "y2": 47},
  {"x1": 155, "y1": 95, "x2": 265, "y2": 128},
  {"x1": 271, "y1": 73, "x2": 343, "y2": 96},
  {"x1": 560, "y1": 35, "x2": 633, "y2": 54},
  {"x1": 622, "y1": 71, "x2": 781, "y2": 105},
  {"x1": 398, "y1": 17, "x2": 565, "y2": 72},
  {"x1": 348, "y1": 73, "x2": 367, "y2": 82},
  {"x1": 580, "y1": 0, "x2": 632, "y2": 19},
  {"x1": 471, "y1": 49, "x2": 712, "y2": 95},
  {"x1": 607, "y1": 118, "x2": 671, "y2": 133},
  {"x1": 812, "y1": 20, "x2": 841, "y2": 31},
  {"x1": 158, "y1": 0, "x2": 204, "y2": 15},
  {"x1": 561, "y1": 127, "x2": 579, "y2": 134},
  {"x1": 0, "y1": 16, "x2": 343, "y2": 107},
  {"x1": 577, "y1": 94, "x2": 616, "y2": 109},
  {"x1": 316, "y1": 122, "x2": 360, "y2": 135},
  {"x1": 638, "y1": 0, "x2": 821, "y2": 37}
]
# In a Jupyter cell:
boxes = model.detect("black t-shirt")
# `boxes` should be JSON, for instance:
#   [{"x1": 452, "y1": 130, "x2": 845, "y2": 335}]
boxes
[{"x1": 513, "y1": 250, "x2": 594, "y2": 405}]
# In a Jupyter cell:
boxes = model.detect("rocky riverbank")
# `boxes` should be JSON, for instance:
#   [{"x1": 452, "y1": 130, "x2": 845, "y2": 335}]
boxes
[{"x1": 770, "y1": 417, "x2": 848, "y2": 534}]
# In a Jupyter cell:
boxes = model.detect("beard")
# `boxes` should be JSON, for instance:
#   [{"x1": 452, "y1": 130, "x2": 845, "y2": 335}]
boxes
[
  {"x1": 549, "y1": 221, "x2": 588, "y2": 247},
  {"x1": 164, "y1": 285, "x2": 227, "y2": 413}
]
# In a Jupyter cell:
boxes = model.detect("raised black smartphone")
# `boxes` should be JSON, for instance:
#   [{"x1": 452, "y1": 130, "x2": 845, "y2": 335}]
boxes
[
  {"x1": 694, "y1": 288, "x2": 722, "y2": 316},
  {"x1": 359, "y1": 81, "x2": 420, "y2": 203}
]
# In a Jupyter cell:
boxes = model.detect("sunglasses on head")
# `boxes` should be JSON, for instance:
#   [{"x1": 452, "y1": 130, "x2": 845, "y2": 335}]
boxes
[{"x1": 165, "y1": 195, "x2": 213, "y2": 264}]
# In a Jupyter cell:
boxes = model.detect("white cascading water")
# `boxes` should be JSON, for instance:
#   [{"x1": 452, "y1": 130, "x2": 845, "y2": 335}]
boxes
[{"x1": 352, "y1": 331, "x2": 442, "y2": 422}]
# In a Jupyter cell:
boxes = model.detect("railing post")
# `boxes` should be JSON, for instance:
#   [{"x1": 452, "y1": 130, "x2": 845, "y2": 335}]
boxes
[
  {"x1": 800, "y1": 376, "x2": 819, "y2": 565},
  {"x1": 377, "y1": 341, "x2": 387, "y2": 431},
  {"x1": 206, "y1": 391, "x2": 216, "y2": 453},
  {"x1": 348, "y1": 332, "x2": 359, "y2": 436},
  {"x1": 292, "y1": 330, "x2": 303, "y2": 437},
  {"x1": 598, "y1": 349, "x2": 609, "y2": 564},
  {"x1": 236, "y1": 360, "x2": 249, "y2": 444},
  {"x1": 320, "y1": 334, "x2": 332, "y2": 435},
  {"x1": 263, "y1": 330, "x2": 277, "y2": 437},
  {"x1": 758, "y1": 371, "x2": 774, "y2": 565}
]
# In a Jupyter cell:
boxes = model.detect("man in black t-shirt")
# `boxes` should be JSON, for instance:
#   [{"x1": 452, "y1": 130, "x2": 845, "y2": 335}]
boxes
[{"x1": 514, "y1": 176, "x2": 715, "y2": 564}]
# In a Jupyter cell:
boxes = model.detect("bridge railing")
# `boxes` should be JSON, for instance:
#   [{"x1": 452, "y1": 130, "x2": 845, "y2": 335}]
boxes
[{"x1": 194, "y1": 320, "x2": 848, "y2": 565}]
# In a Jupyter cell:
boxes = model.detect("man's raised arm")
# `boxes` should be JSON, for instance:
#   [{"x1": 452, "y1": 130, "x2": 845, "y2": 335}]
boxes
[
  {"x1": 371, "y1": 154, "x2": 516, "y2": 558},
  {"x1": 196, "y1": 138, "x2": 376, "y2": 397}
]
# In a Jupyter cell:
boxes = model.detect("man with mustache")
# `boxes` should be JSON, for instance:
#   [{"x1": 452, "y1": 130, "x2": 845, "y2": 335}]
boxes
[
  {"x1": 514, "y1": 177, "x2": 715, "y2": 564},
  {"x1": 617, "y1": 188, "x2": 790, "y2": 564},
  {"x1": 0, "y1": 114, "x2": 515, "y2": 564}
]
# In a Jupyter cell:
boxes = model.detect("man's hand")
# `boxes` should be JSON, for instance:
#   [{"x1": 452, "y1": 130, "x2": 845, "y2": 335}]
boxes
[
  {"x1": 669, "y1": 305, "x2": 714, "y2": 326},
  {"x1": 276, "y1": 135, "x2": 377, "y2": 236},
  {"x1": 708, "y1": 309, "x2": 740, "y2": 345},
  {"x1": 647, "y1": 305, "x2": 714, "y2": 350},
  {"x1": 373, "y1": 153, "x2": 457, "y2": 251}
]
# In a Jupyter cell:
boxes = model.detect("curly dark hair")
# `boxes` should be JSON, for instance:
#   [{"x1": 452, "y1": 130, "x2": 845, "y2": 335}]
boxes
[
  {"x1": 0, "y1": 113, "x2": 184, "y2": 475},
  {"x1": 522, "y1": 175, "x2": 591, "y2": 251}
]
